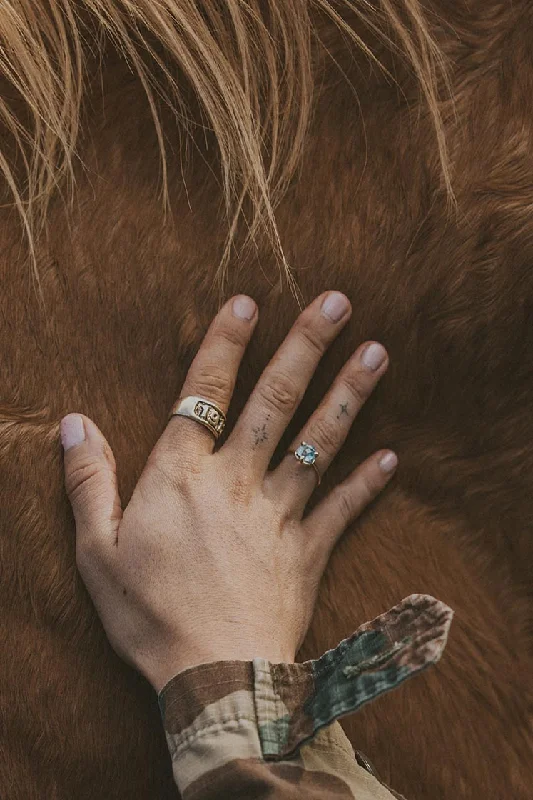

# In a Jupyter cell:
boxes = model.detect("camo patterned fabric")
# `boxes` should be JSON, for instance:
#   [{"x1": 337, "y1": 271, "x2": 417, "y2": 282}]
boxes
[{"x1": 158, "y1": 594, "x2": 453, "y2": 799}]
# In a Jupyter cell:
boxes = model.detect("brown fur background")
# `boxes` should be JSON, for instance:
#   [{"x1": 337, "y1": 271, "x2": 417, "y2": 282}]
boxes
[{"x1": 1, "y1": 1, "x2": 533, "y2": 798}]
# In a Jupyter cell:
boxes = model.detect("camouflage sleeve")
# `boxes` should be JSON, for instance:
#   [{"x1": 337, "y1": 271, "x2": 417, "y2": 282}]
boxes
[{"x1": 157, "y1": 594, "x2": 453, "y2": 799}]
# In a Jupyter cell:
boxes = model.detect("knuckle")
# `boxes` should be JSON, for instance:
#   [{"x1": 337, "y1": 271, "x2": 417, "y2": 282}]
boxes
[
  {"x1": 295, "y1": 319, "x2": 327, "y2": 358},
  {"x1": 147, "y1": 455, "x2": 198, "y2": 496},
  {"x1": 148, "y1": 459, "x2": 180, "y2": 492},
  {"x1": 342, "y1": 371, "x2": 370, "y2": 407},
  {"x1": 257, "y1": 371, "x2": 302, "y2": 415},
  {"x1": 333, "y1": 487, "x2": 354, "y2": 525},
  {"x1": 360, "y1": 469, "x2": 380, "y2": 501},
  {"x1": 308, "y1": 415, "x2": 340, "y2": 455},
  {"x1": 192, "y1": 364, "x2": 233, "y2": 402},
  {"x1": 65, "y1": 455, "x2": 103, "y2": 500},
  {"x1": 214, "y1": 323, "x2": 249, "y2": 350}
]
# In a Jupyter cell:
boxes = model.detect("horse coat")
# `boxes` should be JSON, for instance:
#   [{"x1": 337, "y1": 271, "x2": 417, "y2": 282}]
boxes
[{"x1": 1, "y1": 2, "x2": 532, "y2": 798}]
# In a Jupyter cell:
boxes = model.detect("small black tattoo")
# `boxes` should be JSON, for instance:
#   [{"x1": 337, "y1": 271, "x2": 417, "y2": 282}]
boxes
[
  {"x1": 336, "y1": 402, "x2": 349, "y2": 420},
  {"x1": 253, "y1": 423, "x2": 268, "y2": 446}
]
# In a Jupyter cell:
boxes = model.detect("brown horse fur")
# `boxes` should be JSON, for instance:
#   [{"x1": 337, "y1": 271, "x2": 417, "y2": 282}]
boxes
[{"x1": 1, "y1": 1, "x2": 533, "y2": 798}]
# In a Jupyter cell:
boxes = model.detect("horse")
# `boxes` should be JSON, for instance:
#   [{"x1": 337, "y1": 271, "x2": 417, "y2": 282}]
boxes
[{"x1": 1, "y1": 2, "x2": 532, "y2": 798}]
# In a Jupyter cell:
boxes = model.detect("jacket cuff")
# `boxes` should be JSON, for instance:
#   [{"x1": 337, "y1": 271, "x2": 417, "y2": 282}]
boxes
[{"x1": 158, "y1": 593, "x2": 453, "y2": 768}]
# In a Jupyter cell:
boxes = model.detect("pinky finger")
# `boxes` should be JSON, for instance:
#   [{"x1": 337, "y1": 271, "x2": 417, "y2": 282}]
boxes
[{"x1": 303, "y1": 450, "x2": 398, "y2": 560}]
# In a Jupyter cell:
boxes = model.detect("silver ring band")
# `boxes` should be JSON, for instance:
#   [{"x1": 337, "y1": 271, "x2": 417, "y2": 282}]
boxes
[{"x1": 168, "y1": 396, "x2": 226, "y2": 440}]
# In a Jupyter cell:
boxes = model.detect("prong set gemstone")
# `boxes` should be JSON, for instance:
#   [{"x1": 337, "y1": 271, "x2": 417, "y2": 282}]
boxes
[{"x1": 294, "y1": 442, "x2": 319, "y2": 465}]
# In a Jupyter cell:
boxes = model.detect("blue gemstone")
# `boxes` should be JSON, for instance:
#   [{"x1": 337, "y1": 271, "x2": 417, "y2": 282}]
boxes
[{"x1": 296, "y1": 443, "x2": 318, "y2": 465}]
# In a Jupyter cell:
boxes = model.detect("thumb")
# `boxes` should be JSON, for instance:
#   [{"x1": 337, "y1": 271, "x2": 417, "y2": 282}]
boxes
[{"x1": 60, "y1": 413, "x2": 123, "y2": 542}]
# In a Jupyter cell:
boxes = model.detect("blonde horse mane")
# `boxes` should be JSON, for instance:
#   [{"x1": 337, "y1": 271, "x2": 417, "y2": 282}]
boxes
[{"x1": 0, "y1": 0, "x2": 452, "y2": 299}]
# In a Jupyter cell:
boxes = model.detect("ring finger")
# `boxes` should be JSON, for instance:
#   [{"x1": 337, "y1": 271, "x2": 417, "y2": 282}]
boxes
[{"x1": 268, "y1": 340, "x2": 389, "y2": 515}]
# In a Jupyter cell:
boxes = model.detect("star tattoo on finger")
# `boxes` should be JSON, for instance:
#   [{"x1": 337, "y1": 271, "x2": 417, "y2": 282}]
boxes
[
  {"x1": 253, "y1": 423, "x2": 268, "y2": 446},
  {"x1": 336, "y1": 402, "x2": 349, "y2": 420}
]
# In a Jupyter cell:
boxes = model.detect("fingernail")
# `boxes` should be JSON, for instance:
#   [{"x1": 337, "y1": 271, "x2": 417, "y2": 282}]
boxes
[
  {"x1": 233, "y1": 295, "x2": 256, "y2": 320},
  {"x1": 379, "y1": 451, "x2": 398, "y2": 473},
  {"x1": 60, "y1": 414, "x2": 86, "y2": 451},
  {"x1": 321, "y1": 292, "x2": 350, "y2": 322},
  {"x1": 362, "y1": 343, "x2": 387, "y2": 371}
]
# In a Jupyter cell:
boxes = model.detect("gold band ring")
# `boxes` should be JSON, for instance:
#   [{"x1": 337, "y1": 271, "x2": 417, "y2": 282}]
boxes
[
  {"x1": 168, "y1": 396, "x2": 226, "y2": 440},
  {"x1": 289, "y1": 441, "x2": 321, "y2": 486}
]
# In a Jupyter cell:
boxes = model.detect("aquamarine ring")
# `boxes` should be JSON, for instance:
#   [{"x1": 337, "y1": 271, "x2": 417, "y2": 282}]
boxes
[{"x1": 291, "y1": 441, "x2": 321, "y2": 487}]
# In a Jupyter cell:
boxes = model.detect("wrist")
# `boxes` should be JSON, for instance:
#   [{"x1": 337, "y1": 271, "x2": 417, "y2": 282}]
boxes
[{"x1": 148, "y1": 641, "x2": 296, "y2": 693}]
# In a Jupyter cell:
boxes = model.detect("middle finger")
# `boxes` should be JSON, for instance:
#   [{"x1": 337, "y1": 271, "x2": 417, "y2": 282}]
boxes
[{"x1": 225, "y1": 291, "x2": 352, "y2": 469}]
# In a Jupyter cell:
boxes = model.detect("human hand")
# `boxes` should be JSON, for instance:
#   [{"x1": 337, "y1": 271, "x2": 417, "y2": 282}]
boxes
[{"x1": 60, "y1": 292, "x2": 397, "y2": 693}]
